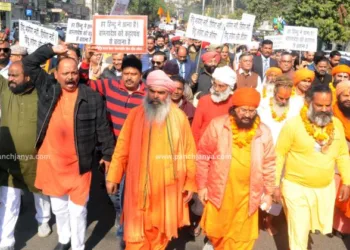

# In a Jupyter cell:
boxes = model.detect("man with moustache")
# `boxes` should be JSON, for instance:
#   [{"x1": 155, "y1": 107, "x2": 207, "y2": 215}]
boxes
[
  {"x1": 170, "y1": 75, "x2": 196, "y2": 124},
  {"x1": 275, "y1": 84, "x2": 350, "y2": 250},
  {"x1": 22, "y1": 43, "x2": 115, "y2": 250},
  {"x1": 141, "y1": 36, "x2": 156, "y2": 73},
  {"x1": 171, "y1": 46, "x2": 195, "y2": 82},
  {"x1": 332, "y1": 80, "x2": 350, "y2": 237},
  {"x1": 329, "y1": 65, "x2": 350, "y2": 100},
  {"x1": 236, "y1": 53, "x2": 262, "y2": 92},
  {"x1": 101, "y1": 53, "x2": 124, "y2": 81},
  {"x1": 142, "y1": 51, "x2": 167, "y2": 81},
  {"x1": 0, "y1": 40, "x2": 11, "y2": 78},
  {"x1": 259, "y1": 76, "x2": 294, "y2": 144},
  {"x1": 192, "y1": 66, "x2": 236, "y2": 145},
  {"x1": 106, "y1": 70, "x2": 196, "y2": 250},
  {"x1": 312, "y1": 57, "x2": 333, "y2": 85},
  {"x1": 190, "y1": 51, "x2": 221, "y2": 96},
  {"x1": 196, "y1": 88, "x2": 275, "y2": 250},
  {"x1": 0, "y1": 62, "x2": 52, "y2": 250},
  {"x1": 252, "y1": 40, "x2": 278, "y2": 80},
  {"x1": 261, "y1": 67, "x2": 283, "y2": 99}
]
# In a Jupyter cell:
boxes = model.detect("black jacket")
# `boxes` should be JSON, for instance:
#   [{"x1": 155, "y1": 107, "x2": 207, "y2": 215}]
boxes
[
  {"x1": 101, "y1": 66, "x2": 122, "y2": 81},
  {"x1": 252, "y1": 55, "x2": 278, "y2": 80},
  {"x1": 312, "y1": 71, "x2": 332, "y2": 86},
  {"x1": 22, "y1": 44, "x2": 115, "y2": 174}
]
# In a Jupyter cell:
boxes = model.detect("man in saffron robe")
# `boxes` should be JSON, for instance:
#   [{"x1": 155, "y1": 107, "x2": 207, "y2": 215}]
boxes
[
  {"x1": 276, "y1": 84, "x2": 350, "y2": 250},
  {"x1": 332, "y1": 80, "x2": 350, "y2": 236},
  {"x1": 196, "y1": 88, "x2": 276, "y2": 249},
  {"x1": 329, "y1": 65, "x2": 350, "y2": 100},
  {"x1": 106, "y1": 70, "x2": 197, "y2": 250},
  {"x1": 261, "y1": 67, "x2": 282, "y2": 99}
]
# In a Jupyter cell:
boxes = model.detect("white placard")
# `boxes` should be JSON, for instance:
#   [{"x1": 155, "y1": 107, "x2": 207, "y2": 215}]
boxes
[
  {"x1": 92, "y1": 15, "x2": 147, "y2": 53},
  {"x1": 221, "y1": 18, "x2": 254, "y2": 45},
  {"x1": 66, "y1": 19, "x2": 93, "y2": 44},
  {"x1": 19, "y1": 20, "x2": 58, "y2": 52},
  {"x1": 264, "y1": 35, "x2": 284, "y2": 50},
  {"x1": 283, "y1": 26, "x2": 318, "y2": 52},
  {"x1": 186, "y1": 13, "x2": 224, "y2": 44},
  {"x1": 164, "y1": 24, "x2": 175, "y2": 31},
  {"x1": 110, "y1": 0, "x2": 130, "y2": 15}
]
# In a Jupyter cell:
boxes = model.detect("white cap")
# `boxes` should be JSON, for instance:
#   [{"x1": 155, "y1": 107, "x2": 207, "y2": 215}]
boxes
[
  {"x1": 212, "y1": 66, "x2": 236, "y2": 88},
  {"x1": 247, "y1": 41, "x2": 260, "y2": 51}
]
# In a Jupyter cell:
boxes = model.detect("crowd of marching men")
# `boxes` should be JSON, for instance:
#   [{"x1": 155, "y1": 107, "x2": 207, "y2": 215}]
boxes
[{"x1": 1, "y1": 26, "x2": 350, "y2": 250}]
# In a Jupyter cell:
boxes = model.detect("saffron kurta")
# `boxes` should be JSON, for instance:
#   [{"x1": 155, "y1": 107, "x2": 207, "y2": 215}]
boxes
[
  {"x1": 0, "y1": 76, "x2": 39, "y2": 192},
  {"x1": 35, "y1": 89, "x2": 92, "y2": 206},
  {"x1": 201, "y1": 145, "x2": 258, "y2": 249},
  {"x1": 107, "y1": 103, "x2": 196, "y2": 245}
]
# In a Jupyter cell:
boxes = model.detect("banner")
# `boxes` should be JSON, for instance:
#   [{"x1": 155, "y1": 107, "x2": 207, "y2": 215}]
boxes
[
  {"x1": 175, "y1": 30, "x2": 185, "y2": 37},
  {"x1": 92, "y1": 15, "x2": 147, "y2": 53},
  {"x1": 242, "y1": 13, "x2": 256, "y2": 23},
  {"x1": 264, "y1": 35, "x2": 284, "y2": 50},
  {"x1": 19, "y1": 20, "x2": 58, "y2": 52},
  {"x1": 110, "y1": 0, "x2": 130, "y2": 15},
  {"x1": 66, "y1": 19, "x2": 93, "y2": 44},
  {"x1": 221, "y1": 18, "x2": 254, "y2": 45},
  {"x1": 185, "y1": 13, "x2": 224, "y2": 44},
  {"x1": 283, "y1": 26, "x2": 318, "y2": 52}
]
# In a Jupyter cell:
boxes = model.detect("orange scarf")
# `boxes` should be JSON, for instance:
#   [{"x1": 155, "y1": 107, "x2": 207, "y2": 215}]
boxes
[{"x1": 333, "y1": 103, "x2": 350, "y2": 141}]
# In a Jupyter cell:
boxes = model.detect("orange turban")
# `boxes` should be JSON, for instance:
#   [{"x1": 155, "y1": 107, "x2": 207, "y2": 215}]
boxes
[
  {"x1": 293, "y1": 68, "x2": 315, "y2": 86},
  {"x1": 331, "y1": 65, "x2": 350, "y2": 76},
  {"x1": 266, "y1": 67, "x2": 282, "y2": 76},
  {"x1": 336, "y1": 81, "x2": 350, "y2": 97},
  {"x1": 201, "y1": 51, "x2": 221, "y2": 64},
  {"x1": 232, "y1": 88, "x2": 261, "y2": 108}
]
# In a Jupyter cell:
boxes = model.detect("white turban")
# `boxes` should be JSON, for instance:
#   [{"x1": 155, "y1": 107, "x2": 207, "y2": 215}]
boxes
[
  {"x1": 212, "y1": 66, "x2": 236, "y2": 88},
  {"x1": 247, "y1": 41, "x2": 260, "y2": 51}
]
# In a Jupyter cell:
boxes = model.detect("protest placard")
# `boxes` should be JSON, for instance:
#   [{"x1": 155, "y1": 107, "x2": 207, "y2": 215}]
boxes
[
  {"x1": 283, "y1": 26, "x2": 318, "y2": 52},
  {"x1": 66, "y1": 19, "x2": 93, "y2": 44},
  {"x1": 242, "y1": 13, "x2": 256, "y2": 23},
  {"x1": 164, "y1": 24, "x2": 175, "y2": 31},
  {"x1": 92, "y1": 15, "x2": 147, "y2": 53},
  {"x1": 110, "y1": 0, "x2": 130, "y2": 15},
  {"x1": 221, "y1": 18, "x2": 254, "y2": 45},
  {"x1": 19, "y1": 20, "x2": 58, "y2": 52},
  {"x1": 186, "y1": 13, "x2": 224, "y2": 44},
  {"x1": 264, "y1": 35, "x2": 285, "y2": 50}
]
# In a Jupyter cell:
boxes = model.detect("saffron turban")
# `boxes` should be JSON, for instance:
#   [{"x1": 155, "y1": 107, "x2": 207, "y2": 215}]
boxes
[
  {"x1": 232, "y1": 87, "x2": 261, "y2": 108},
  {"x1": 212, "y1": 66, "x2": 237, "y2": 88},
  {"x1": 266, "y1": 67, "x2": 282, "y2": 76},
  {"x1": 332, "y1": 65, "x2": 350, "y2": 76},
  {"x1": 146, "y1": 70, "x2": 177, "y2": 93},
  {"x1": 201, "y1": 51, "x2": 221, "y2": 64},
  {"x1": 293, "y1": 68, "x2": 315, "y2": 86},
  {"x1": 336, "y1": 81, "x2": 350, "y2": 97},
  {"x1": 247, "y1": 41, "x2": 260, "y2": 51}
]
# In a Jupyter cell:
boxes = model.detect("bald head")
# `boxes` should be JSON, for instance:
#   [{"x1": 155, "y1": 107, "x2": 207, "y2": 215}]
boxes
[
  {"x1": 177, "y1": 46, "x2": 188, "y2": 63},
  {"x1": 57, "y1": 57, "x2": 78, "y2": 72}
]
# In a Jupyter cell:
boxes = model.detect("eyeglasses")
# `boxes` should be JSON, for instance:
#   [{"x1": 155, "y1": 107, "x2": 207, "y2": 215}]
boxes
[
  {"x1": 0, "y1": 48, "x2": 10, "y2": 53},
  {"x1": 151, "y1": 60, "x2": 163, "y2": 65}
]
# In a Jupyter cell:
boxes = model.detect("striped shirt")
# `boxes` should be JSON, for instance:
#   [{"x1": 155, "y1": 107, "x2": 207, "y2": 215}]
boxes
[{"x1": 88, "y1": 79, "x2": 146, "y2": 138}]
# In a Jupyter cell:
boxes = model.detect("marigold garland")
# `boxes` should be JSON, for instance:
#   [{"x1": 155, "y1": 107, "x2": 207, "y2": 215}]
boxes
[
  {"x1": 269, "y1": 97, "x2": 288, "y2": 122},
  {"x1": 329, "y1": 82, "x2": 336, "y2": 94},
  {"x1": 230, "y1": 115, "x2": 260, "y2": 148},
  {"x1": 300, "y1": 104, "x2": 335, "y2": 151}
]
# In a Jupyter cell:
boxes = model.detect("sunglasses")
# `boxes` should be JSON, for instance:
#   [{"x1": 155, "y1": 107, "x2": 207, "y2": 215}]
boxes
[
  {"x1": 0, "y1": 48, "x2": 10, "y2": 53},
  {"x1": 151, "y1": 60, "x2": 162, "y2": 65}
]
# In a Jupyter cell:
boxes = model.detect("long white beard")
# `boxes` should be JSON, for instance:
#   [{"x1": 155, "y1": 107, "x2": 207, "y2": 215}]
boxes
[
  {"x1": 307, "y1": 103, "x2": 333, "y2": 127},
  {"x1": 143, "y1": 95, "x2": 171, "y2": 124},
  {"x1": 210, "y1": 86, "x2": 233, "y2": 103}
]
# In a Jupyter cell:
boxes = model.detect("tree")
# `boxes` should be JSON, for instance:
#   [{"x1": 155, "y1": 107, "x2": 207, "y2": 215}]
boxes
[
  {"x1": 284, "y1": 1, "x2": 350, "y2": 42},
  {"x1": 127, "y1": 0, "x2": 174, "y2": 24}
]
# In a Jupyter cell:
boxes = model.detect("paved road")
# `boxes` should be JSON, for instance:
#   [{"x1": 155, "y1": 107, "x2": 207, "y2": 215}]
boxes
[{"x1": 14, "y1": 170, "x2": 350, "y2": 250}]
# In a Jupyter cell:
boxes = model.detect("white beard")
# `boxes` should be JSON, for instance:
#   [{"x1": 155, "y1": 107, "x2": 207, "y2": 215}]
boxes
[
  {"x1": 143, "y1": 95, "x2": 171, "y2": 124},
  {"x1": 210, "y1": 86, "x2": 233, "y2": 103}
]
